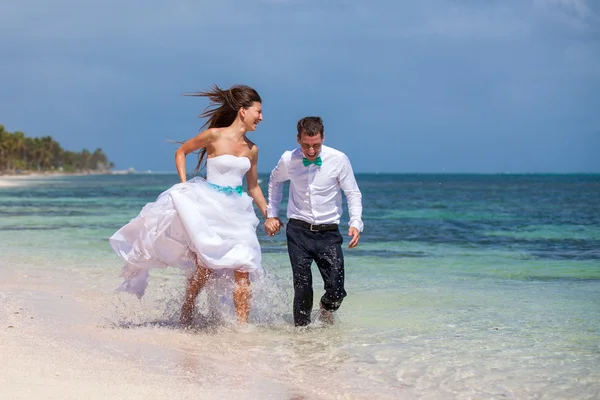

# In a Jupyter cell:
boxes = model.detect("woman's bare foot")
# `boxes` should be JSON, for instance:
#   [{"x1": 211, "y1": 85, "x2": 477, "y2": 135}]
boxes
[
  {"x1": 233, "y1": 270, "x2": 251, "y2": 324},
  {"x1": 180, "y1": 264, "x2": 211, "y2": 326},
  {"x1": 180, "y1": 300, "x2": 195, "y2": 326}
]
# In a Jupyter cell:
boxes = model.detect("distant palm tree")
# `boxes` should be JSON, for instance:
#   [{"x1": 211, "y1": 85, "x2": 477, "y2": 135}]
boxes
[
  {"x1": 0, "y1": 125, "x2": 114, "y2": 173},
  {"x1": 13, "y1": 131, "x2": 26, "y2": 170},
  {"x1": 0, "y1": 125, "x2": 7, "y2": 170}
]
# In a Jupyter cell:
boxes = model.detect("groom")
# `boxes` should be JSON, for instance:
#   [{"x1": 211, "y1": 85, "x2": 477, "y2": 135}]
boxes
[{"x1": 265, "y1": 116, "x2": 363, "y2": 326}]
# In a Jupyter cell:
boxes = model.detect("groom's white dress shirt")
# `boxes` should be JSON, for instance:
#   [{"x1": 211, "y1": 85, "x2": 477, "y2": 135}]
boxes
[{"x1": 267, "y1": 145, "x2": 363, "y2": 231}]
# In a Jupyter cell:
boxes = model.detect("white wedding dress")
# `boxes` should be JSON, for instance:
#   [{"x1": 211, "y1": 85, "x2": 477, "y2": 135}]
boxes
[{"x1": 109, "y1": 154, "x2": 262, "y2": 298}]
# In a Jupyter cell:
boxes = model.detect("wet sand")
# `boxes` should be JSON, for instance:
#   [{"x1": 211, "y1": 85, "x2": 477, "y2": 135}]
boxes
[{"x1": 0, "y1": 267, "x2": 320, "y2": 400}]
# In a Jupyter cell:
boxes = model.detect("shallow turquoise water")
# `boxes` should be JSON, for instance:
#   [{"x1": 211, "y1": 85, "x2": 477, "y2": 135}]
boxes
[{"x1": 1, "y1": 173, "x2": 599, "y2": 398}]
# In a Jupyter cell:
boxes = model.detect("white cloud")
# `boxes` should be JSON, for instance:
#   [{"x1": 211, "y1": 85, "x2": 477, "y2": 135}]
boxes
[
  {"x1": 533, "y1": 0, "x2": 599, "y2": 31},
  {"x1": 538, "y1": 0, "x2": 593, "y2": 19},
  {"x1": 408, "y1": 1, "x2": 531, "y2": 39},
  {"x1": 564, "y1": 41, "x2": 600, "y2": 78}
]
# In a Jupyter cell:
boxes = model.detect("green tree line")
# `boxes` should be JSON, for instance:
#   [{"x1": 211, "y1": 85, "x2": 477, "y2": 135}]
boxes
[{"x1": 0, "y1": 124, "x2": 114, "y2": 173}]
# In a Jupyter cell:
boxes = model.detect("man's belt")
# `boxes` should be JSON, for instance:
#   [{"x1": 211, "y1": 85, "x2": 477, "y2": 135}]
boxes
[{"x1": 289, "y1": 218, "x2": 339, "y2": 232}]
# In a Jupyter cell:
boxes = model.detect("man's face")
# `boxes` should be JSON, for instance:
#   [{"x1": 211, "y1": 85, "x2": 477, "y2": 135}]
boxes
[{"x1": 297, "y1": 132, "x2": 324, "y2": 161}]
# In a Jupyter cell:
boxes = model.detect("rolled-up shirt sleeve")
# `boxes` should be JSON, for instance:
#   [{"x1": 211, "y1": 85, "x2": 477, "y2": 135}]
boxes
[
  {"x1": 267, "y1": 153, "x2": 289, "y2": 219},
  {"x1": 338, "y1": 154, "x2": 364, "y2": 232}
]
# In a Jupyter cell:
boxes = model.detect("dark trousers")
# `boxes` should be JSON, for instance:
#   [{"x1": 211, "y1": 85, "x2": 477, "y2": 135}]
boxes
[{"x1": 286, "y1": 221, "x2": 346, "y2": 326}]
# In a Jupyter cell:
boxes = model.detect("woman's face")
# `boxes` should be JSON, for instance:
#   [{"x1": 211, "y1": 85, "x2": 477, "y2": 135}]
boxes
[{"x1": 242, "y1": 102, "x2": 263, "y2": 131}]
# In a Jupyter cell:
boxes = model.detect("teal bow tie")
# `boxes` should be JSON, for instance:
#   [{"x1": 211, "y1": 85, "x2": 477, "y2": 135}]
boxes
[{"x1": 303, "y1": 156, "x2": 322, "y2": 167}]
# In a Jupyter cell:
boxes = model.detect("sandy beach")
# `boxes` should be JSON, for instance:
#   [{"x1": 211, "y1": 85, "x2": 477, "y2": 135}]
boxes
[
  {"x1": 0, "y1": 266, "x2": 328, "y2": 400},
  {"x1": 0, "y1": 174, "x2": 362, "y2": 399},
  {"x1": 0, "y1": 179, "x2": 23, "y2": 188},
  {"x1": 0, "y1": 174, "x2": 45, "y2": 188},
  {"x1": 0, "y1": 173, "x2": 314, "y2": 399},
  {"x1": 0, "y1": 171, "x2": 112, "y2": 188}
]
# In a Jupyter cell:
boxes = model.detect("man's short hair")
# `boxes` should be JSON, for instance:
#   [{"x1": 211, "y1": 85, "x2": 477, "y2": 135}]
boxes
[{"x1": 297, "y1": 116, "x2": 324, "y2": 138}]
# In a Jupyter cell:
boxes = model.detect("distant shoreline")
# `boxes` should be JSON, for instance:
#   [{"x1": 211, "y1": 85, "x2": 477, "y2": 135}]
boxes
[
  {"x1": 1, "y1": 170, "x2": 597, "y2": 180},
  {"x1": 0, "y1": 170, "x2": 111, "y2": 188},
  {"x1": 0, "y1": 170, "x2": 110, "y2": 178}
]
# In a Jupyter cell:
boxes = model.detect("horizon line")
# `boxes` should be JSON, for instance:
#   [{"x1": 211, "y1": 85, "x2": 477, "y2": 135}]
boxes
[{"x1": 116, "y1": 170, "x2": 600, "y2": 176}]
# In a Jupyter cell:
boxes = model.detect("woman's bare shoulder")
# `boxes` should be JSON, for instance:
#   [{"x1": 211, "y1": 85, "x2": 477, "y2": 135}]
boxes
[
  {"x1": 244, "y1": 138, "x2": 259, "y2": 159},
  {"x1": 203, "y1": 127, "x2": 223, "y2": 138}
]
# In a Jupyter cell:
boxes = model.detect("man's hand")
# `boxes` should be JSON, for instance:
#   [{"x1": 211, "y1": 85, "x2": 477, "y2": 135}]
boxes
[
  {"x1": 265, "y1": 217, "x2": 283, "y2": 236},
  {"x1": 348, "y1": 227, "x2": 360, "y2": 248}
]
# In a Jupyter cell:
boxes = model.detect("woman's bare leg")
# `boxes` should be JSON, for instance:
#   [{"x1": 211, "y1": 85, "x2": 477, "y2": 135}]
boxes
[
  {"x1": 233, "y1": 270, "x2": 251, "y2": 324},
  {"x1": 180, "y1": 264, "x2": 212, "y2": 326}
]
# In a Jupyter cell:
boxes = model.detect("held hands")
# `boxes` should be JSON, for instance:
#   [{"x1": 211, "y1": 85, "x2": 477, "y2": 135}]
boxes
[
  {"x1": 348, "y1": 227, "x2": 360, "y2": 248},
  {"x1": 265, "y1": 217, "x2": 283, "y2": 236}
]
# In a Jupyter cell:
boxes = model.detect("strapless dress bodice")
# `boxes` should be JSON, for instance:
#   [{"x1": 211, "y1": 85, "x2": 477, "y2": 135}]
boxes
[{"x1": 206, "y1": 155, "x2": 250, "y2": 188}]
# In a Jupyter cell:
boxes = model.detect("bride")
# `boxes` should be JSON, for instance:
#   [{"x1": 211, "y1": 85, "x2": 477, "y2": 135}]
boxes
[{"x1": 109, "y1": 84, "x2": 267, "y2": 325}]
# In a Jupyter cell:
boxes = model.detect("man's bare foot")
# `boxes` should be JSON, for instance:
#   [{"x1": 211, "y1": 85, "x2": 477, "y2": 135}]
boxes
[{"x1": 319, "y1": 303, "x2": 335, "y2": 325}]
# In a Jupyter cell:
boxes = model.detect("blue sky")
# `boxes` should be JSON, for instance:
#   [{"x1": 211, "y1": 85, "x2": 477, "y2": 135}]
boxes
[{"x1": 1, "y1": 0, "x2": 599, "y2": 173}]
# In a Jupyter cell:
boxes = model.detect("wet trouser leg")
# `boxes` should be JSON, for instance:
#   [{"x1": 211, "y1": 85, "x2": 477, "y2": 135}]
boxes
[{"x1": 287, "y1": 223, "x2": 346, "y2": 326}]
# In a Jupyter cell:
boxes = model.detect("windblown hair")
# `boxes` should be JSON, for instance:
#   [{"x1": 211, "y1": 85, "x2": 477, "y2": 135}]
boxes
[
  {"x1": 184, "y1": 84, "x2": 261, "y2": 173},
  {"x1": 297, "y1": 116, "x2": 324, "y2": 139}
]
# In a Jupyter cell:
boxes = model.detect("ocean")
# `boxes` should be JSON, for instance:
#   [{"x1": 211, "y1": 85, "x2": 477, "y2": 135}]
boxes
[{"x1": 0, "y1": 173, "x2": 599, "y2": 399}]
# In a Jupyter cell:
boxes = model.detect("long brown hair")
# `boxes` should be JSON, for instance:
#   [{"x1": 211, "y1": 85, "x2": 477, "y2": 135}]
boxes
[{"x1": 184, "y1": 84, "x2": 262, "y2": 174}]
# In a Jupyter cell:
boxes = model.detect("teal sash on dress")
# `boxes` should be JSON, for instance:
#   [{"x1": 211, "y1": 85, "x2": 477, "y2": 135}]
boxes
[{"x1": 208, "y1": 182, "x2": 243, "y2": 196}]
